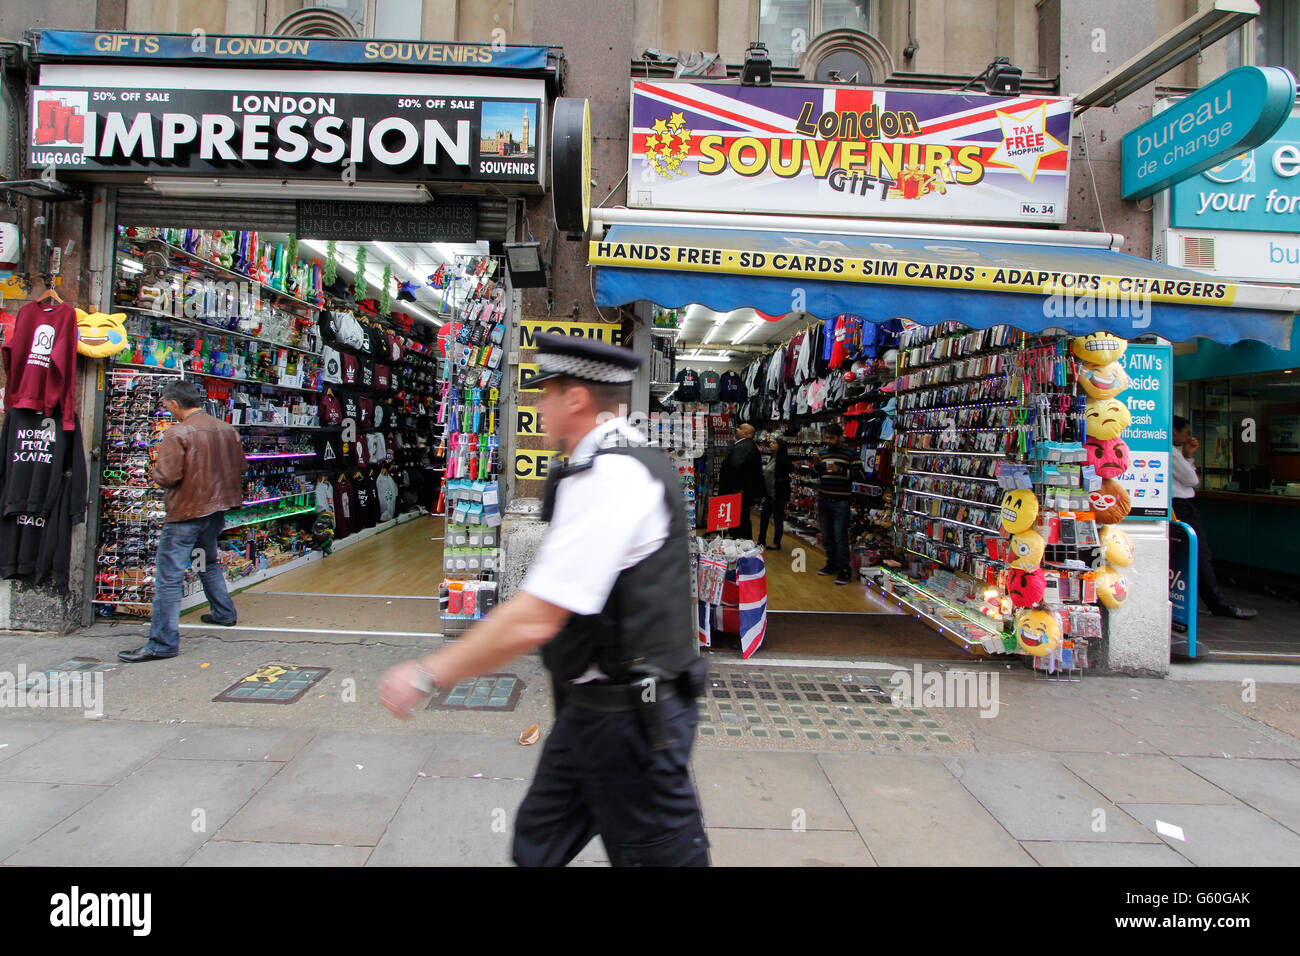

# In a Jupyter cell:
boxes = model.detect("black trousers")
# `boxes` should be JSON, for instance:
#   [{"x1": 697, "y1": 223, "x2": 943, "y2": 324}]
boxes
[
  {"x1": 1172, "y1": 497, "x2": 1228, "y2": 612},
  {"x1": 512, "y1": 691, "x2": 710, "y2": 867},
  {"x1": 726, "y1": 493, "x2": 756, "y2": 542},
  {"x1": 759, "y1": 496, "x2": 785, "y2": 546}
]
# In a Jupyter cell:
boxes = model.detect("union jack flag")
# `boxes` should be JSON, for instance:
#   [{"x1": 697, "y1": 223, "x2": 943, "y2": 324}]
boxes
[{"x1": 710, "y1": 552, "x2": 768, "y2": 660}]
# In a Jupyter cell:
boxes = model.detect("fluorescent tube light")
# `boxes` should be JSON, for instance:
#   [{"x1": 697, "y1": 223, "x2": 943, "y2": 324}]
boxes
[{"x1": 144, "y1": 177, "x2": 432, "y2": 203}]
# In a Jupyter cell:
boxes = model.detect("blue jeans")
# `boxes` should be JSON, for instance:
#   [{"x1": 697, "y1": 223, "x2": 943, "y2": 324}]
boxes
[
  {"x1": 146, "y1": 511, "x2": 237, "y2": 656},
  {"x1": 818, "y1": 496, "x2": 851, "y2": 573}
]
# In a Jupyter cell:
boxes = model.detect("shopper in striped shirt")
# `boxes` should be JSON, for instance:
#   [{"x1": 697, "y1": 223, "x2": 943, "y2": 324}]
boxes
[{"x1": 812, "y1": 423, "x2": 854, "y2": 585}]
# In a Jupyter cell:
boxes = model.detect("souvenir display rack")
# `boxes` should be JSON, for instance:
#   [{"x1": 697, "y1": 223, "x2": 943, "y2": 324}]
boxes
[{"x1": 437, "y1": 254, "x2": 506, "y2": 635}]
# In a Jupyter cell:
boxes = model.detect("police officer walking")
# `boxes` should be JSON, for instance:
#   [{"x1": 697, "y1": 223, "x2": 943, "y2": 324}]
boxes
[{"x1": 379, "y1": 333, "x2": 709, "y2": 867}]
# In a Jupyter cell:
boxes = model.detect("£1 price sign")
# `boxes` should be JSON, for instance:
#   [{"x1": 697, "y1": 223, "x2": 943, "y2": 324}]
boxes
[{"x1": 708, "y1": 493, "x2": 741, "y2": 532}]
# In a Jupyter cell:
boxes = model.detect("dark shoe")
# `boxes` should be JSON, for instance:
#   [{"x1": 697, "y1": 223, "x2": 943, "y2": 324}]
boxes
[
  {"x1": 765, "y1": 544, "x2": 780, "y2": 551},
  {"x1": 117, "y1": 645, "x2": 177, "y2": 663},
  {"x1": 835, "y1": 572, "x2": 851, "y2": 586},
  {"x1": 1216, "y1": 605, "x2": 1257, "y2": 619},
  {"x1": 818, "y1": 565, "x2": 837, "y2": 576},
  {"x1": 200, "y1": 613, "x2": 237, "y2": 627}
]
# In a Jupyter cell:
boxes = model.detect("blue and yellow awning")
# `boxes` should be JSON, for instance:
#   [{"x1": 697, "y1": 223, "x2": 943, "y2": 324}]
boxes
[{"x1": 591, "y1": 224, "x2": 1297, "y2": 347}]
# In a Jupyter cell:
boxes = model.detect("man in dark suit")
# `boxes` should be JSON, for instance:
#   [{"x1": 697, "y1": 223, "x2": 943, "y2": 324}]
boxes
[{"x1": 719, "y1": 423, "x2": 764, "y2": 542}]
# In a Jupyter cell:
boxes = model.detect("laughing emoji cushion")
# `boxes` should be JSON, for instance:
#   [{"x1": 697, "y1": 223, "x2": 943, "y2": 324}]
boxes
[
  {"x1": 1072, "y1": 331, "x2": 1128, "y2": 366},
  {"x1": 75, "y1": 308, "x2": 130, "y2": 358},
  {"x1": 1000, "y1": 490, "x2": 1040, "y2": 534},
  {"x1": 1078, "y1": 361, "x2": 1130, "y2": 400},
  {"x1": 1014, "y1": 608, "x2": 1062, "y2": 657},
  {"x1": 1085, "y1": 399, "x2": 1132, "y2": 441},
  {"x1": 1089, "y1": 478, "x2": 1131, "y2": 524}
]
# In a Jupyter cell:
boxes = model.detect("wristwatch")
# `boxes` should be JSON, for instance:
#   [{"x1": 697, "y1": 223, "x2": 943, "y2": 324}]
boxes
[{"x1": 409, "y1": 666, "x2": 438, "y2": 696}]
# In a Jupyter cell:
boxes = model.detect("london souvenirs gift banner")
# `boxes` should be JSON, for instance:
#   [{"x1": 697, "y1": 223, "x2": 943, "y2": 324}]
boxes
[
  {"x1": 628, "y1": 81, "x2": 1072, "y2": 224},
  {"x1": 29, "y1": 70, "x2": 543, "y2": 184}
]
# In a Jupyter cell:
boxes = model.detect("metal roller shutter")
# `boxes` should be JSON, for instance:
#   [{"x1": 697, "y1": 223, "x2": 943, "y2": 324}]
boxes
[{"x1": 113, "y1": 185, "x2": 298, "y2": 232}]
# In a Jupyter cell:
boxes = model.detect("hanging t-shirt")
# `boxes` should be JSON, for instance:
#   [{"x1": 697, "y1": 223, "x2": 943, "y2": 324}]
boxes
[
  {"x1": 375, "y1": 365, "x2": 391, "y2": 392},
  {"x1": 318, "y1": 312, "x2": 339, "y2": 345},
  {"x1": 319, "y1": 390, "x2": 343, "y2": 426},
  {"x1": 3, "y1": 301, "x2": 79, "y2": 432},
  {"x1": 332, "y1": 478, "x2": 355, "y2": 539},
  {"x1": 353, "y1": 436, "x2": 370, "y2": 467},
  {"x1": 321, "y1": 347, "x2": 343, "y2": 385},
  {"x1": 314, "y1": 478, "x2": 334, "y2": 514},
  {"x1": 674, "y1": 368, "x2": 700, "y2": 401},
  {"x1": 342, "y1": 394, "x2": 361, "y2": 426},
  {"x1": 699, "y1": 369, "x2": 721, "y2": 403},
  {"x1": 359, "y1": 360, "x2": 376, "y2": 389},
  {"x1": 376, "y1": 471, "x2": 399, "y2": 522},
  {"x1": 0, "y1": 409, "x2": 81, "y2": 516},
  {"x1": 335, "y1": 312, "x2": 368, "y2": 350},
  {"x1": 359, "y1": 397, "x2": 375, "y2": 427},
  {"x1": 719, "y1": 370, "x2": 745, "y2": 403},
  {"x1": 316, "y1": 434, "x2": 345, "y2": 468},
  {"x1": 385, "y1": 331, "x2": 402, "y2": 363},
  {"x1": 342, "y1": 352, "x2": 359, "y2": 386},
  {"x1": 354, "y1": 473, "x2": 379, "y2": 529}
]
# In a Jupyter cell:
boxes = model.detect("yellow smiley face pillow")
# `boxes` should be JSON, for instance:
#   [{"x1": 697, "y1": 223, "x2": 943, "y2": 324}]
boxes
[
  {"x1": 1000, "y1": 490, "x2": 1040, "y2": 534},
  {"x1": 1078, "y1": 362, "x2": 1130, "y2": 400},
  {"x1": 1014, "y1": 608, "x2": 1062, "y2": 657},
  {"x1": 1072, "y1": 331, "x2": 1128, "y2": 366},
  {"x1": 1085, "y1": 399, "x2": 1132, "y2": 441},
  {"x1": 75, "y1": 308, "x2": 130, "y2": 358}
]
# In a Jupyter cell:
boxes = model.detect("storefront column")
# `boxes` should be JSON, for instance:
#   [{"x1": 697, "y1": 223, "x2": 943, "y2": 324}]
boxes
[{"x1": 1104, "y1": 521, "x2": 1171, "y2": 676}]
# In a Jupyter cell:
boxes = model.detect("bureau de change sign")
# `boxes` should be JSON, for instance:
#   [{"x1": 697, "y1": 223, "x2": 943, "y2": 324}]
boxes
[{"x1": 1121, "y1": 66, "x2": 1295, "y2": 201}]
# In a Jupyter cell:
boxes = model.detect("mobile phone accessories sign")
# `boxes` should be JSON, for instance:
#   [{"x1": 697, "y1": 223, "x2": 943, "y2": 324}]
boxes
[{"x1": 628, "y1": 81, "x2": 1072, "y2": 224}]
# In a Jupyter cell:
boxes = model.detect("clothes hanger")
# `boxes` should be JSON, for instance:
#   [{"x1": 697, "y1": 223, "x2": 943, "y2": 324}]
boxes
[{"x1": 35, "y1": 280, "x2": 63, "y2": 305}]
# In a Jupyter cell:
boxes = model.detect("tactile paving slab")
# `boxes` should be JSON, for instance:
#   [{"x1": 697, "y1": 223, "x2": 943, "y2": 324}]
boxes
[
  {"x1": 425, "y1": 674, "x2": 525, "y2": 712},
  {"x1": 213, "y1": 663, "x2": 332, "y2": 704},
  {"x1": 694, "y1": 665, "x2": 976, "y2": 752}
]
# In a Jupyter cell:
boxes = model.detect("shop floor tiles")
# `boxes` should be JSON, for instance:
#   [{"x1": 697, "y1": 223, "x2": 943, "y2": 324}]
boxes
[
  {"x1": 1190, "y1": 585, "x2": 1300, "y2": 661},
  {"x1": 182, "y1": 594, "x2": 440, "y2": 635},
  {"x1": 757, "y1": 612, "x2": 975, "y2": 660},
  {"x1": 692, "y1": 664, "x2": 975, "y2": 752}
]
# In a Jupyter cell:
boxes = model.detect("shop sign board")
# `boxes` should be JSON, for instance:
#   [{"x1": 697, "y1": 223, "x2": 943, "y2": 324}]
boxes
[
  {"x1": 1121, "y1": 66, "x2": 1297, "y2": 201},
  {"x1": 296, "y1": 197, "x2": 477, "y2": 242},
  {"x1": 515, "y1": 406, "x2": 543, "y2": 437},
  {"x1": 31, "y1": 30, "x2": 551, "y2": 72},
  {"x1": 628, "y1": 80, "x2": 1072, "y2": 224},
  {"x1": 517, "y1": 319, "x2": 624, "y2": 348},
  {"x1": 28, "y1": 74, "x2": 543, "y2": 185},
  {"x1": 1169, "y1": 229, "x2": 1300, "y2": 284},
  {"x1": 1115, "y1": 343, "x2": 1173, "y2": 520},
  {"x1": 1169, "y1": 112, "x2": 1300, "y2": 232},
  {"x1": 513, "y1": 448, "x2": 559, "y2": 480}
]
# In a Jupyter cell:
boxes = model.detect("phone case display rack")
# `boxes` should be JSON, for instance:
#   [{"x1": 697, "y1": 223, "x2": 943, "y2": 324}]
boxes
[
  {"x1": 890, "y1": 322, "x2": 1103, "y2": 676},
  {"x1": 437, "y1": 255, "x2": 507, "y2": 635},
  {"x1": 94, "y1": 230, "x2": 335, "y2": 617}
]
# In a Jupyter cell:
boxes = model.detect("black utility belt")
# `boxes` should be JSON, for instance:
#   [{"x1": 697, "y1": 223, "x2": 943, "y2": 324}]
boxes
[{"x1": 566, "y1": 678, "x2": 681, "y2": 712}]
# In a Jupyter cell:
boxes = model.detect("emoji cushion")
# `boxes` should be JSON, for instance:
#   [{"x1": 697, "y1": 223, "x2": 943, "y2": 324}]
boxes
[
  {"x1": 1015, "y1": 608, "x2": 1062, "y2": 657},
  {"x1": 1085, "y1": 399, "x2": 1132, "y2": 441},
  {"x1": 1089, "y1": 478, "x2": 1131, "y2": 524},
  {"x1": 1096, "y1": 564, "x2": 1130, "y2": 609},
  {"x1": 1086, "y1": 436, "x2": 1132, "y2": 479},
  {"x1": 1099, "y1": 525, "x2": 1135, "y2": 567},
  {"x1": 1072, "y1": 331, "x2": 1128, "y2": 366},
  {"x1": 75, "y1": 308, "x2": 129, "y2": 358},
  {"x1": 1009, "y1": 529, "x2": 1045, "y2": 570},
  {"x1": 1000, "y1": 490, "x2": 1039, "y2": 534},
  {"x1": 1006, "y1": 567, "x2": 1046, "y2": 608},
  {"x1": 1078, "y1": 361, "x2": 1130, "y2": 400}
]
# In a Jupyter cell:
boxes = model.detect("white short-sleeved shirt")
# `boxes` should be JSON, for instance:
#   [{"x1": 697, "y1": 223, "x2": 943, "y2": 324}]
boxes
[{"x1": 520, "y1": 417, "x2": 671, "y2": 617}]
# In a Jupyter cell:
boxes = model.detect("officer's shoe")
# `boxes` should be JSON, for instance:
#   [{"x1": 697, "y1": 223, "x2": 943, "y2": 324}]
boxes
[{"x1": 818, "y1": 565, "x2": 837, "y2": 576}]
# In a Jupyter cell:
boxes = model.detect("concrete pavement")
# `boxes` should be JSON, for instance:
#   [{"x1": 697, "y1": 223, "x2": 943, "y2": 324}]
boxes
[{"x1": 2, "y1": 624, "x2": 1299, "y2": 866}]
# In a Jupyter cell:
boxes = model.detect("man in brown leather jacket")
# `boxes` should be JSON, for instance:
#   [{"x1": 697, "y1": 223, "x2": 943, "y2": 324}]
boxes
[{"x1": 119, "y1": 380, "x2": 246, "y2": 663}]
